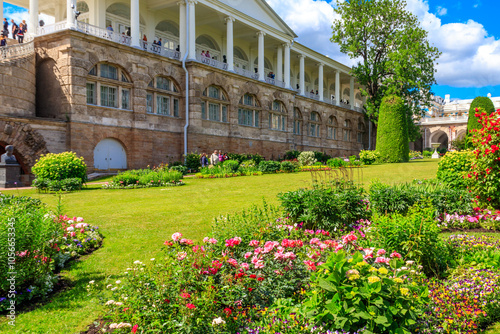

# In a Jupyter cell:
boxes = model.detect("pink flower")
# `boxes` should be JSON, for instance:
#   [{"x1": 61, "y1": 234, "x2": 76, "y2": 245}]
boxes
[
  {"x1": 186, "y1": 303, "x2": 196, "y2": 309},
  {"x1": 254, "y1": 247, "x2": 263, "y2": 255},
  {"x1": 319, "y1": 243, "x2": 328, "y2": 251},
  {"x1": 377, "y1": 249, "x2": 386, "y2": 256},
  {"x1": 180, "y1": 238, "x2": 194, "y2": 245},
  {"x1": 375, "y1": 256, "x2": 390, "y2": 264},
  {"x1": 240, "y1": 262, "x2": 249, "y2": 271},
  {"x1": 309, "y1": 238, "x2": 320, "y2": 245},
  {"x1": 254, "y1": 260, "x2": 265, "y2": 269},
  {"x1": 172, "y1": 232, "x2": 182, "y2": 242},
  {"x1": 132, "y1": 324, "x2": 138, "y2": 334},
  {"x1": 303, "y1": 260, "x2": 316, "y2": 271},
  {"x1": 244, "y1": 252, "x2": 252, "y2": 259},
  {"x1": 70, "y1": 232, "x2": 76, "y2": 237},
  {"x1": 249, "y1": 240, "x2": 260, "y2": 247},
  {"x1": 227, "y1": 258, "x2": 238, "y2": 267},
  {"x1": 76, "y1": 217, "x2": 84, "y2": 222},
  {"x1": 225, "y1": 237, "x2": 242, "y2": 248},
  {"x1": 342, "y1": 232, "x2": 358, "y2": 244},
  {"x1": 181, "y1": 292, "x2": 191, "y2": 299},
  {"x1": 390, "y1": 251, "x2": 402, "y2": 259},
  {"x1": 284, "y1": 252, "x2": 296, "y2": 260},
  {"x1": 203, "y1": 237, "x2": 209, "y2": 243},
  {"x1": 208, "y1": 238, "x2": 217, "y2": 244},
  {"x1": 177, "y1": 252, "x2": 187, "y2": 261}
]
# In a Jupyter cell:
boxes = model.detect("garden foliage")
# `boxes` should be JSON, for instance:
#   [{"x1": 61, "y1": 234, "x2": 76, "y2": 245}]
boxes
[
  {"x1": 33, "y1": 177, "x2": 83, "y2": 192},
  {"x1": 436, "y1": 150, "x2": 473, "y2": 189},
  {"x1": 106, "y1": 169, "x2": 183, "y2": 188},
  {"x1": 258, "y1": 160, "x2": 281, "y2": 174},
  {"x1": 375, "y1": 95, "x2": 410, "y2": 163},
  {"x1": 32, "y1": 152, "x2": 87, "y2": 192},
  {"x1": 358, "y1": 150, "x2": 379, "y2": 165},
  {"x1": 184, "y1": 153, "x2": 201, "y2": 171},
  {"x1": 297, "y1": 151, "x2": 317, "y2": 166},
  {"x1": 466, "y1": 107, "x2": 500, "y2": 208}
]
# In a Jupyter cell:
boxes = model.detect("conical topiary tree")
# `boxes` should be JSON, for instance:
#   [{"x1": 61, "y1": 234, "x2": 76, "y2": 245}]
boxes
[
  {"x1": 467, "y1": 96, "x2": 495, "y2": 135},
  {"x1": 375, "y1": 95, "x2": 409, "y2": 163}
]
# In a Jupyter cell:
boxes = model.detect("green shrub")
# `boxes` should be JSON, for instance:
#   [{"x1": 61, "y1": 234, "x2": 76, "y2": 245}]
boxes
[
  {"x1": 258, "y1": 160, "x2": 281, "y2": 173},
  {"x1": 369, "y1": 181, "x2": 473, "y2": 216},
  {"x1": 32, "y1": 152, "x2": 87, "y2": 182},
  {"x1": 283, "y1": 150, "x2": 300, "y2": 160},
  {"x1": 280, "y1": 161, "x2": 297, "y2": 173},
  {"x1": 0, "y1": 195, "x2": 59, "y2": 309},
  {"x1": 33, "y1": 178, "x2": 83, "y2": 192},
  {"x1": 376, "y1": 95, "x2": 410, "y2": 163},
  {"x1": 313, "y1": 151, "x2": 330, "y2": 164},
  {"x1": 184, "y1": 153, "x2": 201, "y2": 171},
  {"x1": 109, "y1": 169, "x2": 183, "y2": 188},
  {"x1": 436, "y1": 151, "x2": 473, "y2": 189},
  {"x1": 369, "y1": 202, "x2": 454, "y2": 277},
  {"x1": 297, "y1": 151, "x2": 317, "y2": 166},
  {"x1": 278, "y1": 183, "x2": 369, "y2": 233},
  {"x1": 169, "y1": 165, "x2": 188, "y2": 175},
  {"x1": 326, "y1": 157, "x2": 348, "y2": 168},
  {"x1": 409, "y1": 150, "x2": 423, "y2": 159},
  {"x1": 422, "y1": 150, "x2": 432, "y2": 158},
  {"x1": 467, "y1": 96, "x2": 495, "y2": 136},
  {"x1": 227, "y1": 153, "x2": 264, "y2": 165},
  {"x1": 223, "y1": 159, "x2": 240, "y2": 173},
  {"x1": 302, "y1": 250, "x2": 428, "y2": 332},
  {"x1": 359, "y1": 150, "x2": 379, "y2": 165}
]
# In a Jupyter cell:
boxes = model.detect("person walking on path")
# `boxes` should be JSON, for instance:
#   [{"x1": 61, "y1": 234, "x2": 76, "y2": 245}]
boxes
[
  {"x1": 17, "y1": 23, "x2": 24, "y2": 43},
  {"x1": 11, "y1": 20, "x2": 18, "y2": 40},
  {"x1": 210, "y1": 150, "x2": 219, "y2": 166},
  {"x1": 200, "y1": 153, "x2": 209, "y2": 168}
]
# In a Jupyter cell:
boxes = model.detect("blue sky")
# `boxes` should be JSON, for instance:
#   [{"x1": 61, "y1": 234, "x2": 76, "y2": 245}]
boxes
[{"x1": 4, "y1": 0, "x2": 500, "y2": 100}]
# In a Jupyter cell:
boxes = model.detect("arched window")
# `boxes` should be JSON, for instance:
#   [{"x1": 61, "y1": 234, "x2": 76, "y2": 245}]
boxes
[
  {"x1": 327, "y1": 116, "x2": 337, "y2": 140},
  {"x1": 343, "y1": 119, "x2": 352, "y2": 142},
  {"x1": 234, "y1": 47, "x2": 249, "y2": 70},
  {"x1": 293, "y1": 108, "x2": 302, "y2": 135},
  {"x1": 146, "y1": 76, "x2": 181, "y2": 117},
  {"x1": 269, "y1": 100, "x2": 286, "y2": 131},
  {"x1": 357, "y1": 120, "x2": 365, "y2": 143},
  {"x1": 201, "y1": 85, "x2": 229, "y2": 122},
  {"x1": 86, "y1": 63, "x2": 132, "y2": 110},
  {"x1": 238, "y1": 94, "x2": 260, "y2": 128},
  {"x1": 343, "y1": 88, "x2": 350, "y2": 101},
  {"x1": 309, "y1": 112, "x2": 321, "y2": 138}
]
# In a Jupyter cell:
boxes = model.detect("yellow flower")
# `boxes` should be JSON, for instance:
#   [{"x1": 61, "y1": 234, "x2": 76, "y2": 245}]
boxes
[
  {"x1": 393, "y1": 277, "x2": 404, "y2": 284},
  {"x1": 368, "y1": 276, "x2": 381, "y2": 283},
  {"x1": 400, "y1": 288, "x2": 409, "y2": 295},
  {"x1": 356, "y1": 261, "x2": 368, "y2": 267},
  {"x1": 378, "y1": 267, "x2": 389, "y2": 275},
  {"x1": 369, "y1": 266, "x2": 378, "y2": 273},
  {"x1": 348, "y1": 274, "x2": 360, "y2": 281}
]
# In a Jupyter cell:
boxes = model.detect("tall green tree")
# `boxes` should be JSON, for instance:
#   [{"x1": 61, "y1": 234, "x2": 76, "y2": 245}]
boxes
[
  {"x1": 467, "y1": 96, "x2": 495, "y2": 134},
  {"x1": 376, "y1": 95, "x2": 409, "y2": 163},
  {"x1": 331, "y1": 0, "x2": 441, "y2": 140}
]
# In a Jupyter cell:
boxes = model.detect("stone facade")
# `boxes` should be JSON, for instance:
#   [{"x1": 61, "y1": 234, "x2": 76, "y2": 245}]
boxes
[{"x1": 0, "y1": 30, "x2": 373, "y2": 176}]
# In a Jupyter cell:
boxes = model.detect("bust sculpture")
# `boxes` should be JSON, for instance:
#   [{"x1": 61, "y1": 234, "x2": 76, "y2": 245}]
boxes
[{"x1": 1, "y1": 145, "x2": 18, "y2": 164}]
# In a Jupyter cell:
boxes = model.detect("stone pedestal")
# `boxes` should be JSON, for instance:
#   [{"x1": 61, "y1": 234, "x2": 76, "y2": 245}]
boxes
[{"x1": 0, "y1": 163, "x2": 24, "y2": 188}]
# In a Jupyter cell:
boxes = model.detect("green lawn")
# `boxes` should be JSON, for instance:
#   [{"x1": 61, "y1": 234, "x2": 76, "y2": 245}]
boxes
[{"x1": 0, "y1": 160, "x2": 443, "y2": 333}]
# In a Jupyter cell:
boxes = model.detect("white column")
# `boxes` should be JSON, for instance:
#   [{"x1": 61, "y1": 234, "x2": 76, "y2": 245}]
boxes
[
  {"x1": 225, "y1": 16, "x2": 235, "y2": 71},
  {"x1": 299, "y1": 54, "x2": 305, "y2": 96},
  {"x1": 178, "y1": 1, "x2": 186, "y2": 57},
  {"x1": 318, "y1": 63, "x2": 324, "y2": 102},
  {"x1": 29, "y1": 0, "x2": 39, "y2": 34},
  {"x1": 188, "y1": 0, "x2": 197, "y2": 60},
  {"x1": 277, "y1": 46, "x2": 283, "y2": 82},
  {"x1": 284, "y1": 42, "x2": 290, "y2": 88},
  {"x1": 350, "y1": 77, "x2": 355, "y2": 110},
  {"x1": 257, "y1": 31, "x2": 266, "y2": 81},
  {"x1": 335, "y1": 70, "x2": 340, "y2": 106},
  {"x1": 130, "y1": 0, "x2": 140, "y2": 47},
  {"x1": 0, "y1": 2, "x2": 3, "y2": 32},
  {"x1": 66, "y1": 0, "x2": 75, "y2": 29}
]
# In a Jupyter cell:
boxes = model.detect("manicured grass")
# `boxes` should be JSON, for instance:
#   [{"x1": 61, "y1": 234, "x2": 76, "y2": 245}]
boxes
[{"x1": 0, "y1": 160, "x2": 439, "y2": 333}]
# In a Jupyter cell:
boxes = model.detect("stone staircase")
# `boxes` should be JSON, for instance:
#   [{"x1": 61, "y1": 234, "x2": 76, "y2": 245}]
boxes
[{"x1": 0, "y1": 36, "x2": 35, "y2": 65}]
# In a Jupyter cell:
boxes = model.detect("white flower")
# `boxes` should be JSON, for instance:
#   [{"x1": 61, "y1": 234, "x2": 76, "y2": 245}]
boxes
[
  {"x1": 115, "y1": 280, "x2": 121, "y2": 284},
  {"x1": 116, "y1": 323, "x2": 132, "y2": 328},
  {"x1": 150, "y1": 258, "x2": 155, "y2": 261},
  {"x1": 89, "y1": 280, "x2": 95, "y2": 284},
  {"x1": 105, "y1": 300, "x2": 115, "y2": 305},
  {"x1": 212, "y1": 317, "x2": 226, "y2": 326},
  {"x1": 115, "y1": 302, "x2": 123, "y2": 306},
  {"x1": 406, "y1": 261, "x2": 414, "y2": 266},
  {"x1": 68, "y1": 220, "x2": 74, "y2": 224},
  {"x1": 66, "y1": 226, "x2": 74, "y2": 232},
  {"x1": 133, "y1": 260, "x2": 142, "y2": 265},
  {"x1": 106, "y1": 284, "x2": 113, "y2": 289},
  {"x1": 111, "y1": 287, "x2": 118, "y2": 291},
  {"x1": 109, "y1": 323, "x2": 118, "y2": 329}
]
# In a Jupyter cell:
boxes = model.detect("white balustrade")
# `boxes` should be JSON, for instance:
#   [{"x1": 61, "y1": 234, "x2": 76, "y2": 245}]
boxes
[
  {"x1": 421, "y1": 115, "x2": 468, "y2": 123},
  {"x1": 36, "y1": 21, "x2": 67, "y2": 36},
  {"x1": 0, "y1": 38, "x2": 35, "y2": 61},
  {"x1": 77, "y1": 21, "x2": 131, "y2": 46},
  {"x1": 145, "y1": 42, "x2": 181, "y2": 60},
  {"x1": 234, "y1": 67, "x2": 259, "y2": 80},
  {"x1": 196, "y1": 55, "x2": 228, "y2": 70}
]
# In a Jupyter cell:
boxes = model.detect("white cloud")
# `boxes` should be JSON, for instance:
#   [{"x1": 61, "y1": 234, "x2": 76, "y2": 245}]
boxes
[
  {"x1": 265, "y1": 0, "x2": 500, "y2": 88},
  {"x1": 436, "y1": 6, "x2": 447, "y2": 16}
]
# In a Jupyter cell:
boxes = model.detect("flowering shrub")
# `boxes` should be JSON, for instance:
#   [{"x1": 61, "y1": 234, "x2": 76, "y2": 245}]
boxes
[
  {"x1": 466, "y1": 107, "x2": 500, "y2": 207},
  {"x1": 32, "y1": 151, "x2": 88, "y2": 182},
  {"x1": 298, "y1": 151, "x2": 317, "y2": 166},
  {"x1": 103, "y1": 169, "x2": 183, "y2": 188},
  {"x1": 358, "y1": 150, "x2": 379, "y2": 165},
  {"x1": 302, "y1": 250, "x2": 427, "y2": 333},
  {"x1": 409, "y1": 150, "x2": 423, "y2": 160},
  {"x1": 436, "y1": 150, "x2": 474, "y2": 189},
  {"x1": 0, "y1": 194, "x2": 102, "y2": 311},
  {"x1": 438, "y1": 209, "x2": 500, "y2": 230}
]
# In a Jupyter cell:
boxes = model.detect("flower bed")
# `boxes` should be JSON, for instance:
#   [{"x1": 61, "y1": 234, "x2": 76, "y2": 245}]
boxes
[
  {"x1": 102, "y1": 169, "x2": 184, "y2": 189},
  {"x1": 439, "y1": 209, "x2": 500, "y2": 231},
  {"x1": 0, "y1": 194, "x2": 103, "y2": 312}
]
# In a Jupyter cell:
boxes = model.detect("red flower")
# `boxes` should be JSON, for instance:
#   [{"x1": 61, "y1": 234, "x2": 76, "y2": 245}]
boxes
[
  {"x1": 181, "y1": 292, "x2": 191, "y2": 299},
  {"x1": 186, "y1": 303, "x2": 196, "y2": 309},
  {"x1": 132, "y1": 324, "x2": 139, "y2": 333},
  {"x1": 257, "y1": 277, "x2": 264, "y2": 281},
  {"x1": 224, "y1": 307, "x2": 232, "y2": 315},
  {"x1": 164, "y1": 298, "x2": 170, "y2": 303},
  {"x1": 249, "y1": 274, "x2": 257, "y2": 279},
  {"x1": 248, "y1": 287, "x2": 253, "y2": 292}
]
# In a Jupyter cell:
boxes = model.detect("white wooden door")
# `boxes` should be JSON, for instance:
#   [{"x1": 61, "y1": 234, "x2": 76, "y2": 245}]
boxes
[{"x1": 94, "y1": 138, "x2": 127, "y2": 170}]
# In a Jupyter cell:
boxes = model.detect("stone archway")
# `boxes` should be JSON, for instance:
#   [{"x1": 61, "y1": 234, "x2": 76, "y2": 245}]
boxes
[
  {"x1": 0, "y1": 121, "x2": 49, "y2": 174},
  {"x1": 430, "y1": 130, "x2": 448, "y2": 150}
]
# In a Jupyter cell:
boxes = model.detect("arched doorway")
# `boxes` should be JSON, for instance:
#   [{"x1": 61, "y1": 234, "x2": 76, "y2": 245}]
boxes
[
  {"x1": 430, "y1": 130, "x2": 448, "y2": 150},
  {"x1": 93, "y1": 138, "x2": 127, "y2": 170}
]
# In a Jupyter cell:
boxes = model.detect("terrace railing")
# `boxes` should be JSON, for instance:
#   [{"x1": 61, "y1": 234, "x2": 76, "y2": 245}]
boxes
[
  {"x1": 36, "y1": 21, "x2": 67, "y2": 36},
  {"x1": 196, "y1": 55, "x2": 228, "y2": 70},
  {"x1": 77, "y1": 21, "x2": 131, "y2": 46},
  {"x1": 0, "y1": 36, "x2": 35, "y2": 62}
]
